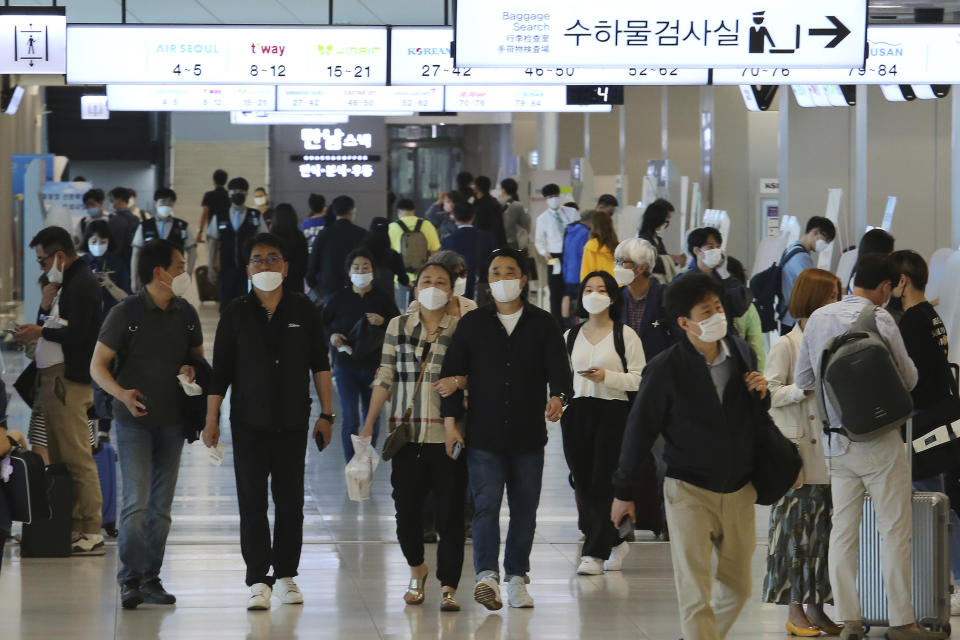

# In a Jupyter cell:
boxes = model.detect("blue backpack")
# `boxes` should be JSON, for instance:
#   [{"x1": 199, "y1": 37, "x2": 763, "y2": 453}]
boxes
[{"x1": 749, "y1": 245, "x2": 805, "y2": 332}]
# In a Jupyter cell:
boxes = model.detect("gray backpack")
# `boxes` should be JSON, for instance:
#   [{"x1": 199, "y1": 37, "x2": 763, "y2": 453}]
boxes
[{"x1": 816, "y1": 305, "x2": 913, "y2": 441}]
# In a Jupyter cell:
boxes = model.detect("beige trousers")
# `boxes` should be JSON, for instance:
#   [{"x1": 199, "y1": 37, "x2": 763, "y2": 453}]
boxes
[
  {"x1": 37, "y1": 363, "x2": 102, "y2": 535},
  {"x1": 663, "y1": 478, "x2": 757, "y2": 640},
  {"x1": 827, "y1": 429, "x2": 914, "y2": 626}
]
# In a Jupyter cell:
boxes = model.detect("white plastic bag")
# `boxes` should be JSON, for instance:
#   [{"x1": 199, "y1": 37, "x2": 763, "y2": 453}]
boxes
[{"x1": 345, "y1": 435, "x2": 380, "y2": 501}]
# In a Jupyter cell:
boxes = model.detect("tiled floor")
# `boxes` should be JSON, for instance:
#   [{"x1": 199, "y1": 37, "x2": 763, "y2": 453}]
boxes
[{"x1": 0, "y1": 304, "x2": 843, "y2": 639}]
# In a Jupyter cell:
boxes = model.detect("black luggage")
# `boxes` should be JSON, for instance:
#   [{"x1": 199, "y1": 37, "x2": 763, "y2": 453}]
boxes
[
  {"x1": 2, "y1": 447, "x2": 48, "y2": 524},
  {"x1": 21, "y1": 464, "x2": 73, "y2": 558},
  {"x1": 195, "y1": 265, "x2": 218, "y2": 302}
]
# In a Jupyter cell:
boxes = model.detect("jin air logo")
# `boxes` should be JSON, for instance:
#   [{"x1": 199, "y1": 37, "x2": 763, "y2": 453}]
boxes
[
  {"x1": 318, "y1": 45, "x2": 334, "y2": 55},
  {"x1": 317, "y1": 44, "x2": 382, "y2": 55}
]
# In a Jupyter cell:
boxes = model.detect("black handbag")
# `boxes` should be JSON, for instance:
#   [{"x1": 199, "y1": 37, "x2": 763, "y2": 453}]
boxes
[
  {"x1": 180, "y1": 356, "x2": 213, "y2": 443},
  {"x1": 13, "y1": 361, "x2": 37, "y2": 409},
  {"x1": 2, "y1": 445, "x2": 49, "y2": 524},
  {"x1": 752, "y1": 416, "x2": 804, "y2": 506},
  {"x1": 382, "y1": 356, "x2": 429, "y2": 462}
]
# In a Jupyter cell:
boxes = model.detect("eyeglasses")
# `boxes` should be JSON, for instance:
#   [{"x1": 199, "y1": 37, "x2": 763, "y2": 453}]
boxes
[
  {"x1": 614, "y1": 259, "x2": 635, "y2": 268},
  {"x1": 249, "y1": 255, "x2": 283, "y2": 267},
  {"x1": 36, "y1": 253, "x2": 53, "y2": 266}
]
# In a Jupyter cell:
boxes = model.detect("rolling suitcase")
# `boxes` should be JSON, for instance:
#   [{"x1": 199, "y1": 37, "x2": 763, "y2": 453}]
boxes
[
  {"x1": 857, "y1": 420, "x2": 952, "y2": 635},
  {"x1": 93, "y1": 442, "x2": 118, "y2": 537},
  {"x1": 195, "y1": 265, "x2": 218, "y2": 303},
  {"x1": 21, "y1": 464, "x2": 74, "y2": 558}
]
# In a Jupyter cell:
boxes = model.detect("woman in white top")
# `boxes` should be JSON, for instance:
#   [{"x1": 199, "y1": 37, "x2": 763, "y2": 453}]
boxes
[
  {"x1": 761, "y1": 268, "x2": 843, "y2": 637},
  {"x1": 561, "y1": 270, "x2": 645, "y2": 576}
]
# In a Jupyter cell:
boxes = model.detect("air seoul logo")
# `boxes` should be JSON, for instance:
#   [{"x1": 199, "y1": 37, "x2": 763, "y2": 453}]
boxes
[
  {"x1": 407, "y1": 47, "x2": 451, "y2": 56},
  {"x1": 868, "y1": 39, "x2": 903, "y2": 57},
  {"x1": 317, "y1": 44, "x2": 382, "y2": 55}
]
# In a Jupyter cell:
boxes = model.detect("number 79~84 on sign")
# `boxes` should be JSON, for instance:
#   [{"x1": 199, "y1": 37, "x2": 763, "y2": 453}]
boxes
[{"x1": 454, "y1": 0, "x2": 867, "y2": 69}]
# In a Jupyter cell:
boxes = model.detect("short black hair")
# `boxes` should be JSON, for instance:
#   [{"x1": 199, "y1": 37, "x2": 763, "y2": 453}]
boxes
[
  {"x1": 725, "y1": 256, "x2": 747, "y2": 284},
  {"x1": 245, "y1": 232, "x2": 287, "y2": 263},
  {"x1": 853, "y1": 253, "x2": 900, "y2": 290},
  {"x1": 254, "y1": 187, "x2": 266, "y2": 194},
  {"x1": 227, "y1": 177, "x2": 249, "y2": 192},
  {"x1": 153, "y1": 187, "x2": 177, "y2": 203},
  {"x1": 858, "y1": 228, "x2": 895, "y2": 256},
  {"x1": 577, "y1": 270, "x2": 623, "y2": 320},
  {"x1": 475, "y1": 176, "x2": 492, "y2": 193},
  {"x1": 213, "y1": 169, "x2": 228, "y2": 186},
  {"x1": 30, "y1": 226, "x2": 76, "y2": 258},
  {"x1": 83, "y1": 219, "x2": 116, "y2": 254},
  {"x1": 565, "y1": 201, "x2": 579, "y2": 211},
  {"x1": 687, "y1": 226, "x2": 722, "y2": 254},
  {"x1": 456, "y1": 171, "x2": 474, "y2": 190},
  {"x1": 308, "y1": 193, "x2": 326, "y2": 214},
  {"x1": 453, "y1": 202, "x2": 474, "y2": 223},
  {"x1": 345, "y1": 246, "x2": 376, "y2": 275},
  {"x1": 108, "y1": 186, "x2": 131, "y2": 203},
  {"x1": 83, "y1": 188, "x2": 105, "y2": 206},
  {"x1": 665, "y1": 272, "x2": 722, "y2": 320},
  {"x1": 500, "y1": 178, "x2": 519, "y2": 198},
  {"x1": 485, "y1": 247, "x2": 528, "y2": 277},
  {"x1": 541, "y1": 183, "x2": 560, "y2": 197},
  {"x1": 889, "y1": 250, "x2": 928, "y2": 291},
  {"x1": 597, "y1": 194, "x2": 618, "y2": 208},
  {"x1": 396, "y1": 197, "x2": 416, "y2": 213},
  {"x1": 137, "y1": 238, "x2": 180, "y2": 287},
  {"x1": 806, "y1": 216, "x2": 836, "y2": 242},
  {"x1": 332, "y1": 195, "x2": 355, "y2": 217},
  {"x1": 639, "y1": 198, "x2": 675, "y2": 236}
]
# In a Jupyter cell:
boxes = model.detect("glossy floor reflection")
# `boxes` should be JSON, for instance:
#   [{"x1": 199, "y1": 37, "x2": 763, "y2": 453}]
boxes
[{"x1": 1, "y1": 305, "x2": 834, "y2": 639}]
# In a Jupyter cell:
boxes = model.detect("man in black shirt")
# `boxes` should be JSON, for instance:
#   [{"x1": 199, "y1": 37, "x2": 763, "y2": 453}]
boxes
[
  {"x1": 206, "y1": 177, "x2": 262, "y2": 312},
  {"x1": 441, "y1": 248, "x2": 572, "y2": 611},
  {"x1": 203, "y1": 233, "x2": 334, "y2": 611},
  {"x1": 197, "y1": 168, "x2": 230, "y2": 243},
  {"x1": 306, "y1": 195, "x2": 367, "y2": 303},
  {"x1": 472, "y1": 175, "x2": 507, "y2": 248}
]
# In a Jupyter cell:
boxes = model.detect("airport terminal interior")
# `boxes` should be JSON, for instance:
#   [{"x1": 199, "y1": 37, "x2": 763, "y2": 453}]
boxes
[{"x1": 4, "y1": 0, "x2": 960, "y2": 639}]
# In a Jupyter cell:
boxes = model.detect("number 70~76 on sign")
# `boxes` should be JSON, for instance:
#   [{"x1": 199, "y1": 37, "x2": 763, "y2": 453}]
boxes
[{"x1": 453, "y1": 0, "x2": 867, "y2": 69}]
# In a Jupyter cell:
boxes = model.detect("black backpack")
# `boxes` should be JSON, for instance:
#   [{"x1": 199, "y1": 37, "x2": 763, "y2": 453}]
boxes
[
  {"x1": 749, "y1": 245, "x2": 806, "y2": 332},
  {"x1": 565, "y1": 321, "x2": 636, "y2": 404}
]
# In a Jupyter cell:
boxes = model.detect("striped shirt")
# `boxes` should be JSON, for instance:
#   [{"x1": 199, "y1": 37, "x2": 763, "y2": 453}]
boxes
[{"x1": 374, "y1": 311, "x2": 460, "y2": 444}]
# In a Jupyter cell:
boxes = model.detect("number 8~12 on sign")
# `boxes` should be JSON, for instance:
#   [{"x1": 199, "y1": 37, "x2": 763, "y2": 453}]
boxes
[{"x1": 66, "y1": 25, "x2": 388, "y2": 85}]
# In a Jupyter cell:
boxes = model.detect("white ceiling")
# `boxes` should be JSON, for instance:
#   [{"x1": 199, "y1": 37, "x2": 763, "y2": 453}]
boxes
[{"x1": 5, "y1": 0, "x2": 453, "y2": 25}]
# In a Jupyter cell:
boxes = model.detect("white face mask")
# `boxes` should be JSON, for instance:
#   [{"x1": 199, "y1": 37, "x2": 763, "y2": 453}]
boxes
[
  {"x1": 350, "y1": 272, "x2": 374, "y2": 289},
  {"x1": 46, "y1": 254, "x2": 64, "y2": 284},
  {"x1": 693, "y1": 312, "x2": 727, "y2": 343},
  {"x1": 164, "y1": 271, "x2": 191, "y2": 297},
  {"x1": 155, "y1": 204, "x2": 174, "y2": 219},
  {"x1": 251, "y1": 270, "x2": 283, "y2": 292},
  {"x1": 418, "y1": 286, "x2": 449, "y2": 311},
  {"x1": 254, "y1": 196, "x2": 267, "y2": 206},
  {"x1": 613, "y1": 267, "x2": 636, "y2": 287},
  {"x1": 87, "y1": 241, "x2": 108, "y2": 257},
  {"x1": 700, "y1": 248, "x2": 723, "y2": 269},
  {"x1": 490, "y1": 278, "x2": 522, "y2": 303},
  {"x1": 581, "y1": 292, "x2": 611, "y2": 315},
  {"x1": 453, "y1": 277, "x2": 467, "y2": 298},
  {"x1": 546, "y1": 196, "x2": 562, "y2": 210},
  {"x1": 815, "y1": 238, "x2": 830, "y2": 253}
]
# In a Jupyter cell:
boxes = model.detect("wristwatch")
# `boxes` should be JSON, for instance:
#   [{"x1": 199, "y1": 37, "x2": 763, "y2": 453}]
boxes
[
  {"x1": 555, "y1": 393, "x2": 570, "y2": 408},
  {"x1": 319, "y1": 412, "x2": 336, "y2": 423}
]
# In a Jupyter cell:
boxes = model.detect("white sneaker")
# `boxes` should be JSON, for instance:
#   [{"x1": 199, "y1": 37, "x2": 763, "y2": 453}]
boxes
[
  {"x1": 247, "y1": 583, "x2": 272, "y2": 610},
  {"x1": 951, "y1": 590, "x2": 960, "y2": 616},
  {"x1": 506, "y1": 576, "x2": 534, "y2": 608},
  {"x1": 576, "y1": 557, "x2": 603, "y2": 575},
  {"x1": 603, "y1": 541, "x2": 631, "y2": 571},
  {"x1": 71, "y1": 532, "x2": 105, "y2": 556},
  {"x1": 473, "y1": 573, "x2": 503, "y2": 611},
  {"x1": 273, "y1": 577, "x2": 304, "y2": 605}
]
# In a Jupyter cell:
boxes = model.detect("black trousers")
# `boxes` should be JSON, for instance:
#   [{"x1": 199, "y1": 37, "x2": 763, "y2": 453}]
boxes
[
  {"x1": 391, "y1": 442, "x2": 467, "y2": 589},
  {"x1": 548, "y1": 272, "x2": 565, "y2": 326},
  {"x1": 232, "y1": 427, "x2": 307, "y2": 587},
  {"x1": 218, "y1": 266, "x2": 247, "y2": 313},
  {"x1": 560, "y1": 397, "x2": 630, "y2": 560}
]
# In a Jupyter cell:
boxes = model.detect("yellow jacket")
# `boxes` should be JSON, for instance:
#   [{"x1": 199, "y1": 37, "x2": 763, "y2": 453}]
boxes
[{"x1": 580, "y1": 237, "x2": 615, "y2": 281}]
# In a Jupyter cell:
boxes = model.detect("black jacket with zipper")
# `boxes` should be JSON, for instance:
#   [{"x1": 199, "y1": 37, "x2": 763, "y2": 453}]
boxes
[{"x1": 612, "y1": 334, "x2": 771, "y2": 499}]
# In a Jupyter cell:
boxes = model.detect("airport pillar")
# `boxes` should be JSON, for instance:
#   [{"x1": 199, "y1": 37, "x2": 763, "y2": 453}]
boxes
[
  {"x1": 536, "y1": 112, "x2": 559, "y2": 171},
  {"x1": 853, "y1": 84, "x2": 868, "y2": 237}
]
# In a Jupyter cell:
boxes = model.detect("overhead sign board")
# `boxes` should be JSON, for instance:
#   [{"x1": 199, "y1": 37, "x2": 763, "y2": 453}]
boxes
[
  {"x1": 277, "y1": 86, "x2": 443, "y2": 112},
  {"x1": 713, "y1": 25, "x2": 960, "y2": 84},
  {"x1": 0, "y1": 7, "x2": 66, "y2": 74},
  {"x1": 443, "y1": 85, "x2": 612, "y2": 112},
  {"x1": 107, "y1": 84, "x2": 277, "y2": 111},
  {"x1": 454, "y1": 0, "x2": 868, "y2": 68},
  {"x1": 392, "y1": 27, "x2": 708, "y2": 85},
  {"x1": 67, "y1": 25, "x2": 387, "y2": 85}
]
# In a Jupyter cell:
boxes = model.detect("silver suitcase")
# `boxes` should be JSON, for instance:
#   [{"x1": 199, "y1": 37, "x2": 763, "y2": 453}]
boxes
[{"x1": 857, "y1": 419, "x2": 953, "y2": 634}]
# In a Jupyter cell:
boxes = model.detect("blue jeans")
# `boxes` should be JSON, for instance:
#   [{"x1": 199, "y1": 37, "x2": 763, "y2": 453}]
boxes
[
  {"x1": 467, "y1": 447, "x2": 544, "y2": 580},
  {"x1": 334, "y1": 364, "x2": 379, "y2": 462},
  {"x1": 115, "y1": 420, "x2": 184, "y2": 585},
  {"x1": 914, "y1": 475, "x2": 960, "y2": 584}
]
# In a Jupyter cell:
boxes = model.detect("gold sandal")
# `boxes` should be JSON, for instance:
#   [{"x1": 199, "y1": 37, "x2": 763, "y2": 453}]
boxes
[
  {"x1": 440, "y1": 591, "x2": 460, "y2": 612},
  {"x1": 404, "y1": 576, "x2": 426, "y2": 605}
]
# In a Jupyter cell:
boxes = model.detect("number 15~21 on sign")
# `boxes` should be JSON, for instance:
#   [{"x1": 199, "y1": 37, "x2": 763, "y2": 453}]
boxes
[{"x1": 454, "y1": 0, "x2": 867, "y2": 69}]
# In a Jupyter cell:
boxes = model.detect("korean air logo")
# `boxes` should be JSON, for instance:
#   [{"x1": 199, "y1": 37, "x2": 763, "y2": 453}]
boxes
[
  {"x1": 408, "y1": 47, "x2": 451, "y2": 56},
  {"x1": 868, "y1": 40, "x2": 903, "y2": 57}
]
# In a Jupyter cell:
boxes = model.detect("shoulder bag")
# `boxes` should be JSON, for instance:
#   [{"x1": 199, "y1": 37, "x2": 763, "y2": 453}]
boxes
[{"x1": 381, "y1": 352, "x2": 430, "y2": 461}]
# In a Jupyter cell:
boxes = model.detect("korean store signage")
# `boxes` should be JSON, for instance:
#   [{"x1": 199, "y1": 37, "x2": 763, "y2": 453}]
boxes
[
  {"x1": 392, "y1": 26, "x2": 709, "y2": 85},
  {"x1": 296, "y1": 127, "x2": 378, "y2": 180},
  {"x1": 454, "y1": 0, "x2": 867, "y2": 68},
  {"x1": 67, "y1": 25, "x2": 387, "y2": 85},
  {"x1": 0, "y1": 7, "x2": 66, "y2": 74}
]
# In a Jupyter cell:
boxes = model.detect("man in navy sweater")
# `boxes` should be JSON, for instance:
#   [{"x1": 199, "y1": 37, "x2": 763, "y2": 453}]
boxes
[{"x1": 611, "y1": 272, "x2": 770, "y2": 640}]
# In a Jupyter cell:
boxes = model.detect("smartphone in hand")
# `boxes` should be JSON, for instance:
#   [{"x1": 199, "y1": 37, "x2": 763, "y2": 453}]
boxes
[
  {"x1": 617, "y1": 514, "x2": 633, "y2": 539},
  {"x1": 451, "y1": 441, "x2": 463, "y2": 460},
  {"x1": 314, "y1": 429, "x2": 326, "y2": 453}
]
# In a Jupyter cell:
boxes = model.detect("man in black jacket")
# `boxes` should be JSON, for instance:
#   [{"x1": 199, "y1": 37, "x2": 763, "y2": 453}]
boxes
[
  {"x1": 306, "y1": 195, "x2": 367, "y2": 303},
  {"x1": 441, "y1": 248, "x2": 573, "y2": 611},
  {"x1": 682, "y1": 227, "x2": 750, "y2": 337},
  {"x1": 611, "y1": 272, "x2": 769, "y2": 640},
  {"x1": 471, "y1": 175, "x2": 506, "y2": 248},
  {"x1": 15, "y1": 226, "x2": 105, "y2": 555},
  {"x1": 206, "y1": 177, "x2": 262, "y2": 312},
  {"x1": 203, "y1": 233, "x2": 334, "y2": 611}
]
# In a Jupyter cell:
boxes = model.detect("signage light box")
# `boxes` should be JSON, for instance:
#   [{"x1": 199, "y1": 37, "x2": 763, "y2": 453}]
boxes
[
  {"x1": 107, "y1": 84, "x2": 276, "y2": 111},
  {"x1": 0, "y1": 7, "x2": 66, "y2": 74},
  {"x1": 443, "y1": 85, "x2": 612, "y2": 112},
  {"x1": 454, "y1": 0, "x2": 868, "y2": 69},
  {"x1": 67, "y1": 25, "x2": 387, "y2": 85},
  {"x1": 278, "y1": 86, "x2": 443, "y2": 112}
]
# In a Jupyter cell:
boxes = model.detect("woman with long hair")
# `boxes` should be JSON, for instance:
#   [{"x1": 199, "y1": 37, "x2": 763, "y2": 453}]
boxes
[
  {"x1": 365, "y1": 217, "x2": 410, "y2": 298},
  {"x1": 580, "y1": 209, "x2": 618, "y2": 280},
  {"x1": 269, "y1": 203, "x2": 309, "y2": 293}
]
